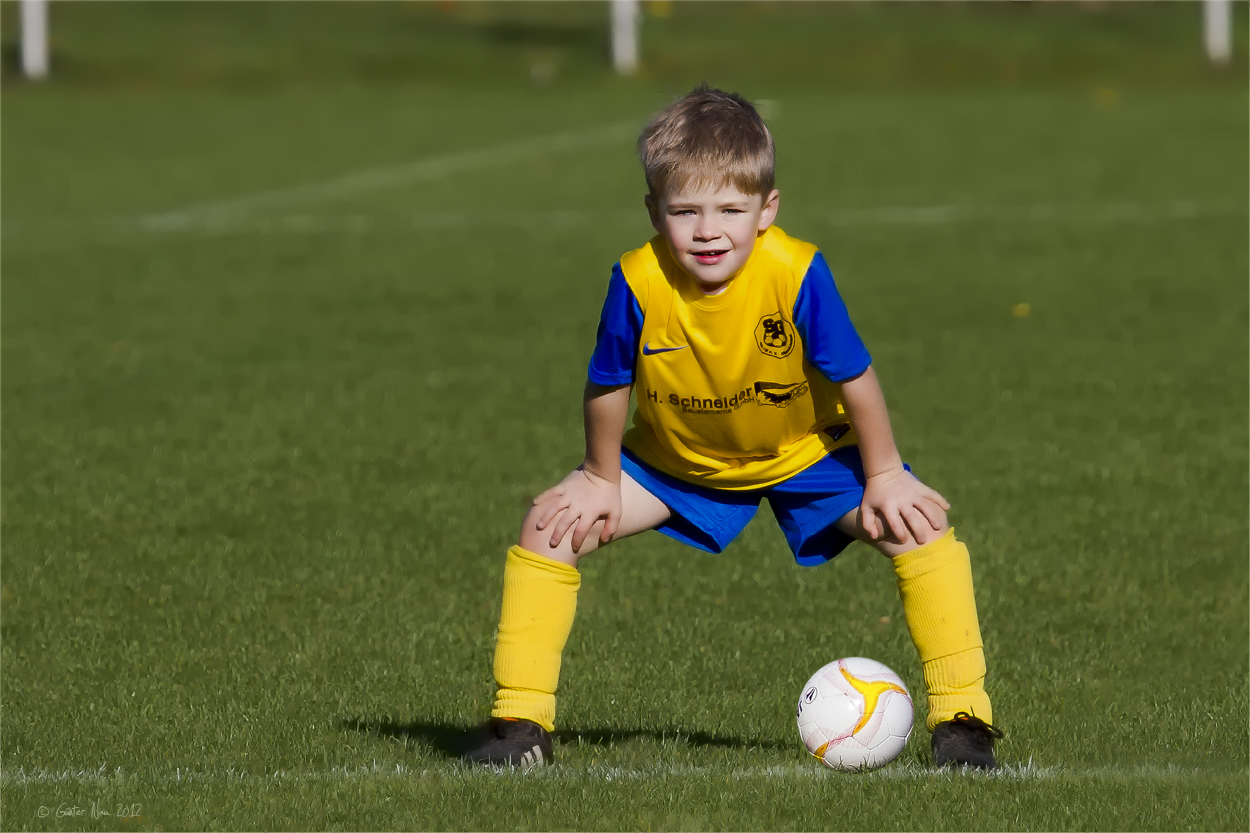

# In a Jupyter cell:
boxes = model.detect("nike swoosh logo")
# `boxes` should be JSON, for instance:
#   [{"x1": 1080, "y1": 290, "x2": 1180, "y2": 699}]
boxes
[{"x1": 642, "y1": 342, "x2": 688, "y2": 356}]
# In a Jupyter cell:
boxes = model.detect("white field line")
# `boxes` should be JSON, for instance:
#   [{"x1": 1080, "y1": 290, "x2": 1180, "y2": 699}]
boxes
[
  {"x1": 129, "y1": 199, "x2": 1243, "y2": 236},
  {"x1": 4, "y1": 199, "x2": 1240, "y2": 240},
  {"x1": 3, "y1": 759, "x2": 1242, "y2": 786},
  {"x1": 139, "y1": 120, "x2": 640, "y2": 231}
]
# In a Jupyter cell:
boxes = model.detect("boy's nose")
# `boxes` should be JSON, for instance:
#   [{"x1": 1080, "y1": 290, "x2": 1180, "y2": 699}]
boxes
[{"x1": 693, "y1": 222, "x2": 720, "y2": 241}]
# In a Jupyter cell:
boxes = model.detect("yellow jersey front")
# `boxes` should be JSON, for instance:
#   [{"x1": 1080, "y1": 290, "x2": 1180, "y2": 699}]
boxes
[{"x1": 588, "y1": 225, "x2": 871, "y2": 491}]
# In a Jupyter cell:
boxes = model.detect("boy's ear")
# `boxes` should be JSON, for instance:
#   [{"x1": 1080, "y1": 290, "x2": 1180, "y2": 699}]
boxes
[
  {"x1": 757, "y1": 189, "x2": 780, "y2": 231},
  {"x1": 645, "y1": 193, "x2": 663, "y2": 233}
]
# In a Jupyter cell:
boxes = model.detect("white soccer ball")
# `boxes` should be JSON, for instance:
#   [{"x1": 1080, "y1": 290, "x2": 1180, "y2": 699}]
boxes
[{"x1": 796, "y1": 657, "x2": 914, "y2": 772}]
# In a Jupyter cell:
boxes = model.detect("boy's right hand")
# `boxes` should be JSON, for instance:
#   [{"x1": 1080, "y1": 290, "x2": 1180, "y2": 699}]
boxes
[{"x1": 533, "y1": 466, "x2": 623, "y2": 553}]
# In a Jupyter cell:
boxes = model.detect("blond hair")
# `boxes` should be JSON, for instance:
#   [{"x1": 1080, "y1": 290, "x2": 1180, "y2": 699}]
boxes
[{"x1": 638, "y1": 84, "x2": 775, "y2": 198}]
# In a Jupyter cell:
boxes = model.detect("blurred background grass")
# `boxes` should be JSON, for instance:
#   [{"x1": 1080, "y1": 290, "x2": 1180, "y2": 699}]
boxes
[
  {"x1": 2, "y1": 2, "x2": 1247, "y2": 831},
  {"x1": 1, "y1": 0, "x2": 1247, "y2": 93}
]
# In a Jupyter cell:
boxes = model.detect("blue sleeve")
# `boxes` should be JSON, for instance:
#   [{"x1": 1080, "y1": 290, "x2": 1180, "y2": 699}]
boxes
[
  {"x1": 587, "y1": 263, "x2": 643, "y2": 386},
  {"x1": 792, "y1": 252, "x2": 872, "y2": 383}
]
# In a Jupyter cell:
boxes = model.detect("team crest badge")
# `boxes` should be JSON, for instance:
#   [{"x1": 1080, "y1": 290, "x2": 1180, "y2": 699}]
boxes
[{"x1": 755, "y1": 313, "x2": 795, "y2": 358}]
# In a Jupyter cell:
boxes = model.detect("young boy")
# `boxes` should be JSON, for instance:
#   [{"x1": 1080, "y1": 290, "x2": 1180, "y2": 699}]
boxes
[{"x1": 465, "y1": 86, "x2": 1002, "y2": 770}]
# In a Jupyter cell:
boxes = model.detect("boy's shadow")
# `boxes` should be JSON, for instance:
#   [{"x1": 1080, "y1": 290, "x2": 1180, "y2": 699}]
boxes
[{"x1": 341, "y1": 716, "x2": 789, "y2": 759}]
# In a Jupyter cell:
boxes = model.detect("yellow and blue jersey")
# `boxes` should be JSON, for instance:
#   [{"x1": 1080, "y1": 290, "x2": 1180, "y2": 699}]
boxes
[{"x1": 588, "y1": 225, "x2": 871, "y2": 491}]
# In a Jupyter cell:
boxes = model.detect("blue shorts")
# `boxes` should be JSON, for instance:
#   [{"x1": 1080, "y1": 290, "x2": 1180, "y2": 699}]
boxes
[{"x1": 621, "y1": 446, "x2": 908, "y2": 567}]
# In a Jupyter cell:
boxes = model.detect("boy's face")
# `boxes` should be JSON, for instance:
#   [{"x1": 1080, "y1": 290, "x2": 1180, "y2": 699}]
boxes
[{"x1": 646, "y1": 183, "x2": 780, "y2": 294}]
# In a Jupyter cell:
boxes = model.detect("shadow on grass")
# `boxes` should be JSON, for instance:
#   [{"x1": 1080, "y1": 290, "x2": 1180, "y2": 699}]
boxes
[{"x1": 340, "y1": 716, "x2": 789, "y2": 760}]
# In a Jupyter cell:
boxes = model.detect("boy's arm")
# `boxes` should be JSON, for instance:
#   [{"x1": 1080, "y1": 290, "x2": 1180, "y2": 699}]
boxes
[
  {"x1": 581, "y1": 381, "x2": 631, "y2": 484},
  {"x1": 840, "y1": 366, "x2": 951, "y2": 544},
  {"x1": 840, "y1": 366, "x2": 904, "y2": 479},
  {"x1": 790, "y1": 252, "x2": 947, "y2": 543},
  {"x1": 533, "y1": 381, "x2": 631, "y2": 551}
]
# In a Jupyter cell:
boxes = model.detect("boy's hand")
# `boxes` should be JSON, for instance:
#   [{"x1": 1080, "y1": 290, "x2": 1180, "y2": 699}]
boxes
[
  {"x1": 533, "y1": 466, "x2": 623, "y2": 552},
  {"x1": 861, "y1": 466, "x2": 951, "y2": 545}
]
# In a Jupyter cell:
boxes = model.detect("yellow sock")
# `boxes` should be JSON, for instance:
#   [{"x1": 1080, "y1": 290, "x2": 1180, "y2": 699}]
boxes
[
  {"x1": 892, "y1": 528, "x2": 993, "y2": 731},
  {"x1": 490, "y1": 545, "x2": 581, "y2": 732}
]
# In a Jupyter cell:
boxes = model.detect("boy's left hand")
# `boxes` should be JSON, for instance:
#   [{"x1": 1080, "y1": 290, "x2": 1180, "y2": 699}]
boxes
[{"x1": 861, "y1": 466, "x2": 951, "y2": 546}]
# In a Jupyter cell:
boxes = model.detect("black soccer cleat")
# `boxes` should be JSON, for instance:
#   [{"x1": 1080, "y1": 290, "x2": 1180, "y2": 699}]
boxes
[
  {"x1": 463, "y1": 717, "x2": 553, "y2": 768},
  {"x1": 931, "y1": 711, "x2": 1003, "y2": 770}
]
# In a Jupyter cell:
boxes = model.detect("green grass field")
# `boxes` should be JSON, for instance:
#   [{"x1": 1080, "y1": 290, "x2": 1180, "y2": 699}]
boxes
[{"x1": 2, "y1": 2, "x2": 1248, "y2": 830}]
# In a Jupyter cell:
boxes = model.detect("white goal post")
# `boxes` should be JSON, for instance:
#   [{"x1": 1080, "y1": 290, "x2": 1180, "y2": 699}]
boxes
[
  {"x1": 20, "y1": 0, "x2": 49, "y2": 79},
  {"x1": 611, "y1": 0, "x2": 640, "y2": 76},
  {"x1": 1204, "y1": 0, "x2": 1233, "y2": 65}
]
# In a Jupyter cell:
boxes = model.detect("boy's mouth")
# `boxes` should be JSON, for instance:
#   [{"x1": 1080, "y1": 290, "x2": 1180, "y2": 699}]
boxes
[{"x1": 692, "y1": 249, "x2": 729, "y2": 265}]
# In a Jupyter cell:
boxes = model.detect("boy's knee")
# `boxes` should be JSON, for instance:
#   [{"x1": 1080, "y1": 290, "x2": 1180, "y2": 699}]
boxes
[
  {"x1": 517, "y1": 502, "x2": 602, "y2": 566},
  {"x1": 517, "y1": 503, "x2": 559, "y2": 555},
  {"x1": 877, "y1": 517, "x2": 952, "y2": 558},
  {"x1": 924, "y1": 506, "x2": 951, "y2": 536}
]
